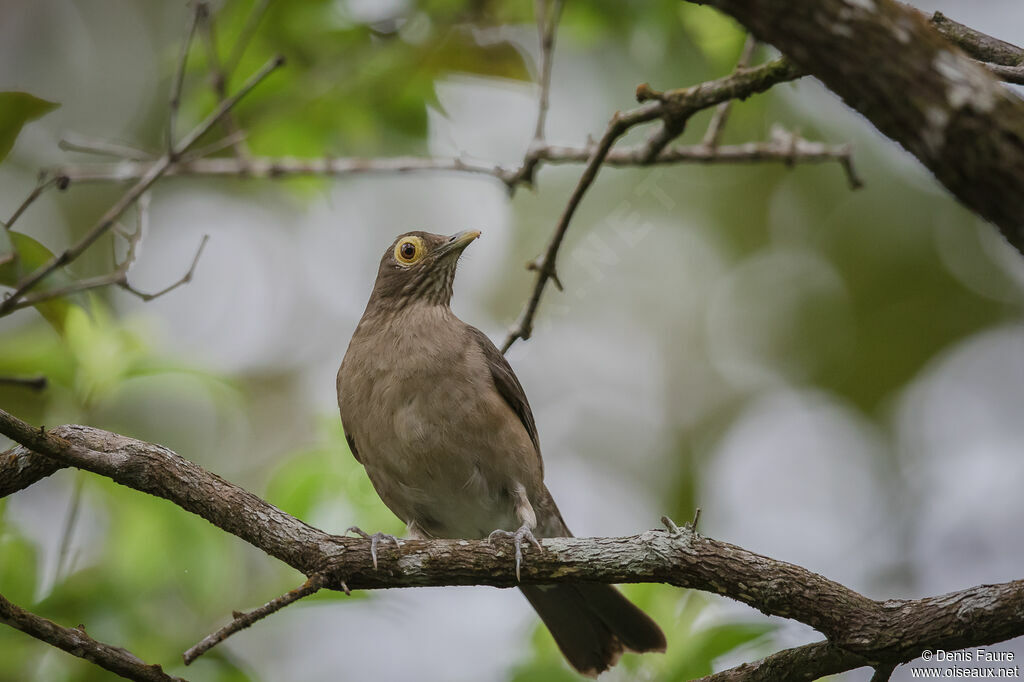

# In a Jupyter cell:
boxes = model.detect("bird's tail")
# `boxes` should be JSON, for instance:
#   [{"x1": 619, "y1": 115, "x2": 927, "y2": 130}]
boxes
[{"x1": 519, "y1": 583, "x2": 666, "y2": 677}]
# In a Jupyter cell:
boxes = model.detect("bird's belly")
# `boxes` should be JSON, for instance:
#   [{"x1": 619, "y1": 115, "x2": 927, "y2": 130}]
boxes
[{"x1": 363, "y1": 380, "x2": 520, "y2": 538}]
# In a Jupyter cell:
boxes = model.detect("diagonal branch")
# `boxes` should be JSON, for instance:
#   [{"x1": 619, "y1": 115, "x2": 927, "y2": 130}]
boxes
[
  {"x1": 182, "y1": 573, "x2": 328, "y2": 665},
  {"x1": 500, "y1": 56, "x2": 806, "y2": 352},
  {"x1": 0, "y1": 592, "x2": 186, "y2": 682}
]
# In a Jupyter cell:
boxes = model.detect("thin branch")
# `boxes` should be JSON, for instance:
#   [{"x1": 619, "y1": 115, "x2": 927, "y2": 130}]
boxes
[
  {"x1": 515, "y1": 0, "x2": 566, "y2": 186},
  {"x1": 120, "y1": 234, "x2": 209, "y2": 302},
  {"x1": 168, "y1": 1, "x2": 205, "y2": 154},
  {"x1": 183, "y1": 574, "x2": 328, "y2": 665},
  {"x1": 4, "y1": 416, "x2": 1024, "y2": 682},
  {"x1": 501, "y1": 105, "x2": 659, "y2": 352},
  {"x1": 3, "y1": 174, "x2": 65, "y2": 231},
  {"x1": 197, "y1": 4, "x2": 251, "y2": 162},
  {"x1": 0, "y1": 54, "x2": 284, "y2": 317},
  {"x1": 0, "y1": 375, "x2": 47, "y2": 391},
  {"x1": 59, "y1": 135, "x2": 154, "y2": 161},
  {"x1": 223, "y1": 0, "x2": 272, "y2": 78},
  {"x1": 0, "y1": 591, "x2": 186, "y2": 682},
  {"x1": 6, "y1": 227, "x2": 209, "y2": 311},
  {"x1": 702, "y1": 34, "x2": 758, "y2": 149}
]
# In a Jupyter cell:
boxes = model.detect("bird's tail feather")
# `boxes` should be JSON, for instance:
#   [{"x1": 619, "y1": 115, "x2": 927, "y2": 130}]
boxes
[{"x1": 519, "y1": 583, "x2": 666, "y2": 678}]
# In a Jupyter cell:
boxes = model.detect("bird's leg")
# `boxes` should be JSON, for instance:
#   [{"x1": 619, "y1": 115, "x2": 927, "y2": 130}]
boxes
[
  {"x1": 486, "y1": 484, "x2": 542, "y2": 581},
  {"x1": 345, "y1": 526, "x2": 402, "y2": 570}
]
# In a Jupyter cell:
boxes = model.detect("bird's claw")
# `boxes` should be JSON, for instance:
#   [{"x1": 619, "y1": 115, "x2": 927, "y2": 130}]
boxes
[
  {"x1": 487, "y1": 524, "x2": 542, "y2": 582},
  {"x1": 346, "y1": 526, "x2": 401, "y2": 570}
]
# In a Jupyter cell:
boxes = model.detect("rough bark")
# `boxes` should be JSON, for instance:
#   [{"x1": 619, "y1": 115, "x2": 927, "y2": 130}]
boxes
[{"x1": 3, "y1": 411, "x2": 1024, "y2": 679}]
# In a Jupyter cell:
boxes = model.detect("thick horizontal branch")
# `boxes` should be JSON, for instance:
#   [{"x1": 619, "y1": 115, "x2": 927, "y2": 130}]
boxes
[
  {"x1": 3, "y1": 411, "x2": 1024, "y2": 680},
  {"x1": 0, "y1": 592, "x2": 185, "y2": 682}
]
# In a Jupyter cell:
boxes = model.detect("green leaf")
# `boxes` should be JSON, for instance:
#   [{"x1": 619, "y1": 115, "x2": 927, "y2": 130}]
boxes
[
  {"x1": 0, "y1": 92, "x2": 59, "y2": 164},
  {"x1": 0, "y1": 231, "x2": 86, "y2": 333}
]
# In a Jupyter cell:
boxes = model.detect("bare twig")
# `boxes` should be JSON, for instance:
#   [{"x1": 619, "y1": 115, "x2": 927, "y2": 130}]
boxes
[
  {"x1": 0, "y1": 591, "x2": 186, "y2": 682},
  {"x1": 502, "y1": 105, "x2": 659, "y2": 352},
  {"x1": 183, "y1": 573, "x2": 327, "y2": 665},
  {"x1": 120, "y1": 234, "x2": 209, "y2": 302},
  {"x1": 59, "y1": 135, "x2": 154, "y2": 161},
  {"x1": 197, "y1": 4, "x2": 251, "y2": 161},
  {"x1": 223, "y1": 0, "x2": 272, "y2": 78},
  {"x1": 0, "y1": 54, "x2": 283, "y2": 317},
  {"x1": 501, "y1": 57, "x2": 806, "y2": 352},
  {"x1": 0, "y1": 375, "x2": 47, "y2": 391},
  {"x1": 515, "y1": 0, "x2": 566, "y2": 186},
  {"x1": 3, "y1": 174, "x2": 65, "y2": 231},
  {"x1": 168, "y1": 1, "x2": 205, "y2": 154},
  {"x1": 702, "y1": 34, "x2": 758, "y2": 149}
]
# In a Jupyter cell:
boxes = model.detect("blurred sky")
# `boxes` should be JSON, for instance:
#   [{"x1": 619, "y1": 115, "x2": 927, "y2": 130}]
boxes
[{"x1": 2, "y1": 1, "x2": 1024, "y2": 680}]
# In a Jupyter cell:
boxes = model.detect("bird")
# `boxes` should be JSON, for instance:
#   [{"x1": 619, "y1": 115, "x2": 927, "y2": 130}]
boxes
[{"x1": 337, "y1": 230, "x2": 666, "y2": 677}]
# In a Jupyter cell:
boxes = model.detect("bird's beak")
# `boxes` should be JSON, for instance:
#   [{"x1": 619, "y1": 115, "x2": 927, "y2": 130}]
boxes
[{"x1": 436, "y1": 230, "x2": 481, "y2": 257}]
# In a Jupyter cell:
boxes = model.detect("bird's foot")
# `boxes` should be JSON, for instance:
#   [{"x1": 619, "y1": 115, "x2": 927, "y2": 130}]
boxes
[
  {"x1": 346, "y1": 526, "x2": 402, "y2": 570},
  {"x1": 487, "y1": 524, "x2": 542, "y2": 582}
]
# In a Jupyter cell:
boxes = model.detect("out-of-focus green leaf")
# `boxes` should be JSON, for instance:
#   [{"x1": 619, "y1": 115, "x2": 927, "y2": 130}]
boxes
[
  {"x1": 0, "y1": 532, "x2": 39, "y2": 605},
  {"x1": 0, "y1": 91, "x2": 58, "y2": 164},
  {"x1": 678, "y1": 4, "x2": 746, "y2": 68},
  {"x1": 0, "y1": 231, "x2": 85, "y2": 333}
]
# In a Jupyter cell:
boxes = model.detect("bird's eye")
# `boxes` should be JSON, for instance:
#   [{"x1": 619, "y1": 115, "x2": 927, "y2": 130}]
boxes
[{"x1": 394, "y1": 236, "x2": 425, "y2": 265}]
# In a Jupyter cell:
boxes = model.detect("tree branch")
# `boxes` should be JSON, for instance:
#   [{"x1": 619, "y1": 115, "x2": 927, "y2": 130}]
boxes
[
  {"x1": 685, "y1": 0, "x2": 1024, "y2": 253},
  {"x1": 183, "y1": 573, "x2": 327, "y2": 665},
  {"x1": 0, "y1": 54, "x2": 283, "y2": 318},
  {"x1": 0, "y1": 591, "x2": 186, "y2": 682},
  {"x1": 3, "y1": 411, "x2": 1024, "y2": 680}
]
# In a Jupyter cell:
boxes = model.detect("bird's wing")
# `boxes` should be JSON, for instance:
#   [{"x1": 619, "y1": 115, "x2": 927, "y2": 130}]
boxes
[
  {"x1": 344, "y1": 431, "x2": 361, "y2": 463},
  {"x1": 466, "y1": 326, "x2": 541, "y2": 456}
]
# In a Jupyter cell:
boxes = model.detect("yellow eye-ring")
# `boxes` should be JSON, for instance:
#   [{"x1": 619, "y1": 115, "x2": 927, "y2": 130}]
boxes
[{"x1": 394, "y1": 236, "x2": 425, "y2": 265}]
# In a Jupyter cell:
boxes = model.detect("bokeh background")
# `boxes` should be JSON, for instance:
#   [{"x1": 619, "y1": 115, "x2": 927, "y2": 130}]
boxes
[{"x1": 2, "y1": 1, "x2": 1023, "y2": 680}]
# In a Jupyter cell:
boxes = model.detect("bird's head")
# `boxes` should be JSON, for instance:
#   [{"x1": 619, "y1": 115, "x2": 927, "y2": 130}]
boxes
[{"x1": 369, "y1": 230, "x2": 481, "y2": 308}]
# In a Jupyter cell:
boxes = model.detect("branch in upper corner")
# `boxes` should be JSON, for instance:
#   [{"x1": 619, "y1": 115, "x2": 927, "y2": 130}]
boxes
[
  {"x1": 0, "y1": 592, "x2": 186, "y2": 682},
  {"x1": 929, "y1": 10, "x2": 1024, "y2": 66},
  {"x1": 183, "y1": 573, "x2": 328, "y2": 665}
]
